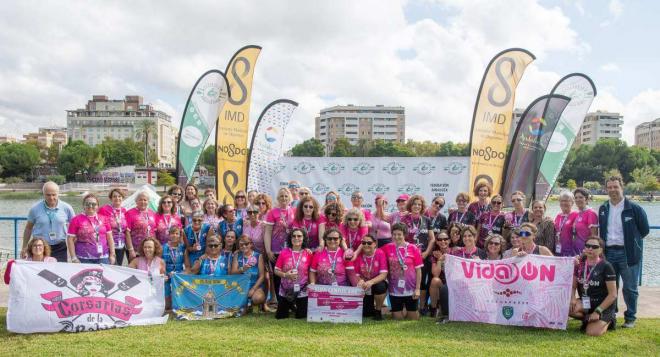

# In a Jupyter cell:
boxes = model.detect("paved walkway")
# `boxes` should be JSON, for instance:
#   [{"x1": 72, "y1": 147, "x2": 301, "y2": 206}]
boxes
[{"x1": 0, "y1": 282, "x2": 657, "y2": 317}]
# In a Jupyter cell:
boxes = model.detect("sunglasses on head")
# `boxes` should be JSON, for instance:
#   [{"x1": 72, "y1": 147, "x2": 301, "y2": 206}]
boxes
[
  {"x1": 585, "y1": 243, "x2": 601, "y2": 249},
  {"x1": 491, "y1": 201, "x2": 502, "y2": 205},
  {"x1": 327, "y1": 196, "x2": 337, "y2": 201},
  {"x1": 326, "y1": 236, "x2": 340, "y2": 241},
  {"x1": 361, "y1": 240, "x2": 374, "y2": 246},
  {"x1": 516, "y1": 230, "x2": 533, "y2": 237},
  {"x1": 208, "y1": 244, "x2": 220, "y2": 248}
]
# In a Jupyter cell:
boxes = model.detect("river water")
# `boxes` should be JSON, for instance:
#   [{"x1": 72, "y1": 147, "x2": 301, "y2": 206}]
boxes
[{"x1": 1, "y1": 195, "x2": 658, "y2": 286}]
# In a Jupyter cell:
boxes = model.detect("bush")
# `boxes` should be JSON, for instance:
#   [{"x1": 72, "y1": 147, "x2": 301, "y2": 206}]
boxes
[{"x1": 46, "y1": 175, "x2": 66, "y2": 185}]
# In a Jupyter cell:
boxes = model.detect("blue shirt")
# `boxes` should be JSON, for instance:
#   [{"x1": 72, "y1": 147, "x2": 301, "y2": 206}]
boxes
[
  {"x1": 27, "y1": 200, "x2": 75, "y2": 244},
  {"x1": 163, "y1": 243, "x2": 185, "y2": 274},
  {"x1": 199, "y1": 255, "x2": 229, "y2": 276},
  {"x1": 218, "y1": 218, "x2": 243, "y2": 239},
  {"x1": 237, "y1": 251, "x2": 260, "y2": 287},
  {"x1": 185, "y1": 223, "x2": 211, "y2": 266}
]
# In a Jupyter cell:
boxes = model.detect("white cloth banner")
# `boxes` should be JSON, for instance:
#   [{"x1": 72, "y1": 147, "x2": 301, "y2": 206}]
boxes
[
  {"x1": 271, "y1": 157, "x2": 469, "y2": 213},
  {"x1": 445, "y1": 254, "x2": 573, "y2": 330},
  {"x1": 307, "y1": 284, "x2": 364, "y2": 324},
  {"x1": 7, "y1": 262, "x2": 168, "y2": 334}
]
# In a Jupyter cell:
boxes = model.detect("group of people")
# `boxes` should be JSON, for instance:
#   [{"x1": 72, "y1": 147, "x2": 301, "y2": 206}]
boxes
[{"x1": 8, "y1": 176, "x2": 649, "y2": 336}]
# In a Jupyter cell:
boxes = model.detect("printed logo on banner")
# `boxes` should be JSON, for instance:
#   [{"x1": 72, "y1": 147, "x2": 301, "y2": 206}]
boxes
[
  {"x1": 502, "y1": 306, "x2": 514, "y2": 320},
  {"x1": 338, "y1": 183, "x2": 360, "y2": 197},
  {"x1": 195, "y1": 82, "x2": 225, "y2": 104},
  {"x1": 323, "y1": 162, "x2": 345, "y2": 175},
  {"x1": 444, "y1": 161, "x2": 467, "y2": 175},
  {"x1": 367, "y1": 183, "x2": 390, "y2": 195},
  {"x1": 528, "y1": 117, "x2": 546, "y2": 136},
  {"x1": 311, "y1": 183, "x2": 331, "y2": 195},
  {"x1": 293, "y1": 161, "x2": 315, "y2": 175},
  {"x1": 397, "y1": 183, "x2": 421, "y2": 195},
  {"x1": 413, "y1": 162, "x2": 436, "y2": 175},
  {"x1": 38, "y1": 268, "x2": 142, "y2": 332},
  {"x1": 273, "y1": 162, "x2": 286, "y2": 174},
  {"x1": 353, "y1": 162, "x2": 375, "y2": 175},
  {"x1": 264, "y1": 126, "x2": 280, "y2": 144},
  {"x1": 382, "y1": 161, "x2": 405, "y2": 175}
]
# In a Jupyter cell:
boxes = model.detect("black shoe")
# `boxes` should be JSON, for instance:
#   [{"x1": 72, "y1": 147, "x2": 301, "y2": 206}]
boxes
[
  {"x1": 373, "y1": 311, "x2": 383, "y2": 321},
  {"x1": 608, "y1": 319, "x2": 617, "y2": 330},
  {"x1": 419, "y1": 307, "x2": 429, "y2": 316},
  {"x1": 429, "y1": 308, "x2": 438, "y2": 318}
]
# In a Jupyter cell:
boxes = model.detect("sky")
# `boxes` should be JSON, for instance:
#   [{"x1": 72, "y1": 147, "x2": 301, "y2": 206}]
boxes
[{"x1": 1, "y1": 0, "x2": 659, "y2": 149}]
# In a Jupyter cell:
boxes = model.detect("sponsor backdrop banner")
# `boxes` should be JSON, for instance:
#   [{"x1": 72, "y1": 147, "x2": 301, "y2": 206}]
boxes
[
  {"x1": 445, "y1": 255, "x2": 573, "y2": 330},
  {"x1": 171, "y1": 273, "x2": 249, "y2": 320},
  {"x1": 247, "y1": 99, "x2": 298, "y2": 194},
  {"x1": 270, "y1": 157, "x2": 469, "y2": 214},
  {"x1": 176, "y1": 70, "x2": 229, "y2": 185},
  {"x1": 502, "y1": 95, "x2": 570, "y2": 206},
  {"x1": 216, "y1": 45, "x2": 262, "y2": 204},
  {"x1": 307, "y1": 285, "x2": 364, "y2": 324},
  {"x1": 7, "y1": 262, "x2": 167, "y2": 334},
  {"x1": 536, "y1": 74, "x2": 597, "y2": 202},
  {"x1": 468, "y1": 48, "x2": 535, "y2": 200}
]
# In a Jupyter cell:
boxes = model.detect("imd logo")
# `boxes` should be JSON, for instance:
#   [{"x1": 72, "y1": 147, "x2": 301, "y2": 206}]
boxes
[
  {"x1": 367, "y1": 183, "x2": 390, "y2": 195},
  {"x1": 382, "y1": 161, "x2": 405, "y2": 175},
  {"x1": 337, "y1": 183, "x2": 360, "y2": 197},
  {"x1": 413, "y1": 162, "x2": 436, "y2": 175},
  {"x1": 397, "y1": 183, "x2": 420, "y2": 195},
  {"x1": 353, "y1": 162, "x2": 375, "y2": 175},
  {"x1": 311, "y1": 183, "x2": 330, "y2": 195},
  {"x1": 293, "y1": 161, "x2": 315, "y2": 175},
  {"x1": 323, "y1": 162, "x2": 345, "y2": 175},
  {"x1": 444, "y1": 161, "x2": 467, "y2": 175}
]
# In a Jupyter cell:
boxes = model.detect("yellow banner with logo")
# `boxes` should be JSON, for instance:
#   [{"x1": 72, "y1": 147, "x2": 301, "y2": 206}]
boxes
[
  {"x1": 215, "y1": 45, "x2": 261, "y2": 204},
  {"x1": 468, "y1": 48, "x2": 535, "y2": 199}
]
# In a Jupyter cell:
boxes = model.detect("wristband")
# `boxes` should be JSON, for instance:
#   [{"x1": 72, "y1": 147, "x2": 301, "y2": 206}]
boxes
[{"x1": 595, "y1": 306, "x2": 603, "y2": 315}]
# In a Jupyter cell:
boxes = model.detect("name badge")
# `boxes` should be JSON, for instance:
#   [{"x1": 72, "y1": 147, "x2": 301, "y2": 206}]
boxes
[
  {"x1": 582, "y1": 296, "x2": 591, "y2": 310},
  {"x1": 293, "y1": 283, "x2": 300, "y2": 292},
  {"x1": 397, "y1": 279, "x2": 406, "y2": 289},
  {"x1": 49, "y1": 232, "x2": 57, "y2": 239},
  {"x1": 331, "y1": 282, "x2": 338, "y2": 287},
  {"x1": 97, "y1": 244, "x2": 103, "y2": 254},
  {"x1": 555, "y1": 242, "x2": 562, "y2": 254}
]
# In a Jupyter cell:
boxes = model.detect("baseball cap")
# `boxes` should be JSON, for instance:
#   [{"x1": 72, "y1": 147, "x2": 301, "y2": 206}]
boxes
[{"x1": 396, "y1": 194, "x2": 410, "y2": 202}]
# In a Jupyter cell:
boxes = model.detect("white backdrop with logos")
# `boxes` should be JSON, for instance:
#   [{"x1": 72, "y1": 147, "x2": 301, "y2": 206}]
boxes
[{"x1": 270, "y1": 157, "x2": 469, "y2": 214}]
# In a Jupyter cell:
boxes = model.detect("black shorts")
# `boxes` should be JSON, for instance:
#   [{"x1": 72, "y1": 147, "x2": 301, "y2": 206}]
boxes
[
  {"x1": 389, "y1": 295, "x2": 418, "y2": 312},
  {"x1": 581, "y1": 305, "x2": 616, "y2": 331}
]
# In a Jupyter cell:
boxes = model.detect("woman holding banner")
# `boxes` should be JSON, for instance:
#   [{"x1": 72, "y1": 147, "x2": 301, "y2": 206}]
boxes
[
  {"x1": 511, "y1": 223, "x2": 553, "y2": 256},
  {"x1": 98, "y1": 188, "x2": 128, "y2": 265},
  {"x1": 570, "y1": 237, "x2": 617, "y2": 336},
  {"x1": 346, "y1": 234, "x2": 388, "y2": 320},
  {"x1": 184, "y1": 212, "x2": 213, "y2": 267},
  {"x1": 468, "y1": 182, "x2": 492, "y2": 217},
  {"x1": 4, "y1": 237, "x2": 57, "y2": 284},
  {"x1": 154, "y1": 195, "x2": 183, "y2": 246},
  {"x1": 451, "y1": 226, "x2": 484, "y2": 260},
  {"x1": 310, "y1": 228, "x2": 349, "y2": 286},
  {"x1": 291, "y1": 196, "x2": 323, "y2": 250},
  {"x1": 482, "y1": 234, "x2": 505, "y2": 260},
  {"x1": 554, "y1": 191, "x2": 579, "y2": 256},
  {"x1": 274, "y1": 228, "x2": 313, "y2": 319},
  {"x1": 222, "y1": 230, "x2": 238, "y2": 270},
  {"x1": 163, "y1": 226, "x2": 186, "y2": 310},
  {"x1": 339, "y1": 208, "x2": 368, "y2": 260},
  {"x1": 129, "y1": 237, "x2": 165, "y2": 277},
  {"x1": 67, "y1": 194, "x2": 115, "y2": 264},
  {"x1": 476, "y1": 195, "x2": 505, "y2": 248},
  {"x1": 529, "y1": 200, "x2": 556, "y2": 252},
  {"x1": 448, "y1": 192, "x2": 477, "y2": 228},
  {"x1": 125, "y1": 191, "x2": 157, "y2": 261},
  {"x1": 190, "y1": 235, "x2": 229, "y2": 276},
  {"x1": 232, "y1": 235, "x2": 266, "y2": 312},
  {"x1": 383, "y1": 223, "x2": 423, "y2": 320},
  {"x1": 429, "y1": 230, "x2": 451, "y2": 319}
]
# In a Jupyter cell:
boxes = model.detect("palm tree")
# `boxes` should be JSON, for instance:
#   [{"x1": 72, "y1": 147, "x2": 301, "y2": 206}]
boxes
[{"x1": 135, "y1": 119, "x2": 158, "y2": 166}]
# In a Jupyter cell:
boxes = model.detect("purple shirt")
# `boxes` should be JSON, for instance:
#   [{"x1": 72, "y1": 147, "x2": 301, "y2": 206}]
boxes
[{"x1": 67, "y1": 214, "x2": 111, "y2": 259}]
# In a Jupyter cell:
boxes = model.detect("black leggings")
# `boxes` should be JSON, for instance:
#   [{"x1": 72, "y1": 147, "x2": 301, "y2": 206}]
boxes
[
  {"x1": 270, "y1": 254, "x2": 281, "y2": 302},
  {"x1": 439, "y1": 284, "x2": 449, "y2": 317},
  {"x1": 114, "y1": 248, "x2": 127, "y2": 266},
  {"x1": 421, "y1": 258, "x2": 432, "y2": 291},
  {"x1": 362, "y1": 281, "x2": 387, "y2": 317},
  {"x1": 276, "y1": 296, "x2": 308, "y2": 319}
]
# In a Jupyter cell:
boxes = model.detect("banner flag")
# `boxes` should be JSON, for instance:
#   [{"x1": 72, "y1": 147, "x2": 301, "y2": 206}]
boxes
[
  {"x1": 501, "y1": 94, "x2": 570, "y2": 207},
  {"x1": 536, "y1": 74, "x2": 597, "y2": 201},
  {"x1": 171, "y1": 273, "x2": 249, "y2": 320},
  {"x1": 445, "y1": 255, "x2": 573, "y2": 330},
  {"x1": 307, "y1": 285, "x2": 364, "y2": 324},
  {"x1": 468, "y1": 48, "x2": 535, "y2": 200},
  {"x1": 247, "y1": 99, "x2": 298, "y2": 193},
  {"x1": 216, "y1": 45, "x2": 262, "y2": 204},
  {"x1": 7, "y1": 262, "x2": 167, "y2": 334},
  {"x1": 176, "y1": 70, "x2": 230, "y2": 185}
]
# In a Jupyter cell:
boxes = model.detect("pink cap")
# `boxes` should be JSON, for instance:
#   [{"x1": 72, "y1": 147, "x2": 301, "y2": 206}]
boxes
[
  {"x1": 374, "y1": 194, "x2": 387, "y2": 203},
  {"x1": 396, "y1": 194, "x2": 410, "y2": 202}
]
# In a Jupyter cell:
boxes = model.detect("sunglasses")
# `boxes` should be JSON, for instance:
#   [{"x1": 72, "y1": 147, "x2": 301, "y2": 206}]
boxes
[
  {"x1": 491, "y1": 201, "x2": 502, "y2": 205},
  {"x1": 235, "y1": 196, "x2": 246, "y2": 199},
  {"x1": 351, "y1": 196, "x2": 363, "y2": 200},
  {"x1": 84, "y1": 202, "x2": 98, "y2": 207},
  {"x1": 192, "y1": 219, "x2": 203, "y2": 223},
  {"x1": 208, "y1": 244, "x2": 220, "y2": 248},
  {"x1": 162, "y1": 201, "x2": 173, "y2": 204},
  {"x1": 239, "y1": 242, "x2": 250, "y2": 247},
  {"x1": 437, "y1": 238, "x2": 450, "y2": 242},
  {"x1": 326, "y1": 237, "x2": 340, "y2": 241},
  {"x1": 361, "y1": 241, "x2": 374, "y2": 246},
  {"x1": 585, "y1": 243, "x2": 601, "y2": 249},
  {"x1": 516, "y1": 230, "x2": 533, "y2": 237},
  {"x1": 303, "y1": 205, "x2": 314, "y2": 209},
  {"x1": 327, "y1": 212, "x2": 337, "y2": 216},
  {"x1": 257, "y1": 201, "x2": 266, "y2": 206},
  {"x1": 433, "y1": 201, "x2": 444, "y2": 207},
  {"x1": 327, "y1": 196, "x2": 337, "y2": 201},
  {"x1": 247, "y1": 211, "x2": 258, "y2": 215},
  {"x1": 512, "y1": 198, "x2": 523, "y2": 202},
  {"x1": 300, "y1": 192, "x2": 310, "y2": 196},
  {"x1": 488, "y1": 241, "x2": 502, "y2": 246},
  {"x1": 347, "y1": 218, "x2": 359, "y2": 222}
]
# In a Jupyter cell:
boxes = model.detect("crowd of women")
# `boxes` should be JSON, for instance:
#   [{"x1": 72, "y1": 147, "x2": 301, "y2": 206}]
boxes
[{"x1": 9, "y1": 180, "x2": 625, "y2": 336}]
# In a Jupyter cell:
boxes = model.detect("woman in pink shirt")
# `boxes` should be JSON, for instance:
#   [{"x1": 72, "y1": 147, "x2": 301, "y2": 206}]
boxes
[
  {"x1": 98, "y1": 188, "x2": 128, "y2": 266},
  {"x1": 310, "y1": 228, "x2": 348, "y2": 286},
  {"x1": 243, "y1": 205, "x2": 264, "y2": 253},
  {"x1": 318, "y1": 202, "x2": 342, "y2": 242},
  {"x1": 291, "y1": 196, "x2": 324, "y2": 250},
  {"x1": 4, "y1": 238, "x2": 57, "y2": 285},
  {"x1": 125, "y1": 191, "x2": 157, "y2": 261},
  {"x1": 154, "y1": 195, "x2": 183, "y2": 246},
  {"x1": 339, "y1": 208, "x2": 368, "y2": 260},
  {"x1": 370, "y1": 194, "x2": 392, "y2": 248},
  {"x1": 128, "y1": 237, "x2": 166, "y2": 278},
  {"x1": 554, "y1": 190, "x2": 579, "y2": 256},
  {"x1": 383, "y1": 223, "x2": 423, "y2": 320},
  {"x1": 67, "y1": 194, "x2": 115, "y2": 264},
  {"x1": 347, "y1": 234, "x2": 388, "y2": 320},
  {"x1": 572, "y1": 188, "x2": 599, "y2": 254},
  {"x1": 202, "y1": 198, "x2": 222, "y2": 232},
  {"x1": 274, "y1": 228, "x2": 313, "y2": 319},
  {"x1": 264, "y1": 187, "x2": 296, "y2": 303}
]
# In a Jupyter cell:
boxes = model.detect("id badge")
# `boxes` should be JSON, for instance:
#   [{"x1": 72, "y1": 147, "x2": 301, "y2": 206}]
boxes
[
  {"x1": 397, "y1": 279, "x2": 406, "y2": 289},
  {"x1": 49, "y1": 232, "x2": 56, "y2": 239},
  {"x1": 293, "y1": 284, "x2": 300, "y2": 292},
  {"x1": 365, "y1": 288, "x2": 372, "y2": 296},
  {"x1": 555, "y1": 242, "x2": 562, "y2": 254},
  {"x1": 332, "y1": 282, "x2": 338, "y2": 287},
  {"x1": 582, "y1": 296, "x2": 591, "y2": 310},
  {"x1": 97, "y1": 244, "x2": 103, "y2": 254}
]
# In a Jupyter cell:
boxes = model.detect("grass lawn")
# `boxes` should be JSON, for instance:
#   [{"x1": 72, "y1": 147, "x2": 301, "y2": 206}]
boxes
[{"x1": 0, "y1": 308, "x2": 658, "y2": 356}]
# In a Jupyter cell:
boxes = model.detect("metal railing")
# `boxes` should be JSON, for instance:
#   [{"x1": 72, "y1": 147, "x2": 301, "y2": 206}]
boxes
[{"x1": 0, "y1": 216, "x2": 27, "y2": 259}]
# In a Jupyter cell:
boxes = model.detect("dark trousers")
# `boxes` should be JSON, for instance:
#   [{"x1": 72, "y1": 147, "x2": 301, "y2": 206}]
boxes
[
  {"x1": 362, "y1": 281, "x2": 387, "y2": 317},
  {"x1": 439, "y1": 284, "x2": 449, "y2": 317},
  {"x1": 50, "y1": 241, "x2": 68, "y2": 262},
  {"x1": 276, "y1": 296, "x2": 308, "y2": 319},
  {"x1": 115, "y1": 248, "x2": 127, "y2": 266}
]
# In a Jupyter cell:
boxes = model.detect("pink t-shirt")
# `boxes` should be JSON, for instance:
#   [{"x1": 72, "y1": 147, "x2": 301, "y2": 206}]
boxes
[
  {"x1": 67, "y1": 214, "x2": 111, "y2": 259},
  {"x1": 310, "y1": 248, "x2": 349, "y2": 286},
  {"x1": 243, "y1": 221, "x2": 265, "y2": 253},
  {"x1": 98, "y1": 204, "x2": 127, "y2": 249},
  {"x1": 154, "y1": 213, "x2": 183, "y2": 246},
  {"x1": 358, "y1": 208, "x2": 372, "y2": 222},
  {"x1": 275, "y1": 248, "x2": 313, "y2": 297},
  {"x1": 573, "y1": 208, "x2": 598, "y2": 242},
  {"x1": 388, "y1": 211, "x2": 407, "y2": 225},
  {"x1": 265, "y1": 207, "x2": 295, "y2": 253},
  {"x1": 554, "y1": 211, "x2": 579, "y2": 256},
  {"x1": 339, "y1": 223, "x2": 369, "y2": 251},
  {"x1": 348, "y1": 249, "x2": 388, "y2": 281},
  {"x1": 370, "y1": 214, "x2": 392, "y2": 239},
  {"x1": 382, "y1": 242, "x2": 423, "y2": 296},
  {"x1": 125, "y1": 208, "x2": 157, "y2": 249},
  {"x1": 291, "y1": 216, "x2": 325, "y2": 249}
]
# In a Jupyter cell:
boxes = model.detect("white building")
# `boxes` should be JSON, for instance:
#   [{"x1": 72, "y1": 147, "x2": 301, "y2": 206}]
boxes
[
  {"x1": 574, "y1": 111, "x2": 623, "y2": 146},
  {"x1": 635, "y1": 118, "x2": 660, "y2": 150},
  {"x1": 67, "y1": 95, "x2": 177, "y2": 168},
  {"x1": 315, "y1": 105, "x2": 405, "y2": 155}
]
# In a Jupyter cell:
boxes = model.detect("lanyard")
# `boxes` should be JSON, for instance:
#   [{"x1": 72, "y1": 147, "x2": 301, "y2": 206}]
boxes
[
  {"x1": 395, "y1": 244, "x2": 408, "y2": 269},
  {"x1": 304, "y1": 218, "x2": 314, "y2": 235},
  {"x1": 362, "y1": 253, "x2": 375, "y2": 278},
  {"x1": 224, "y1": 250, "x2": 233, "y2": 267},
  {"x1": 456, "y1": 211, "x2": 466, "y2": 224},
  {"x1": 192, "y1": 229, "x2": 201, "y2": 245},
  {"x1": 141, "y1": 210, "x2": 151, "y2": 236},
  {"x1": 44, "y1": 201, "x2": 58, "y2": 231},
  {"x1": 558, "y1": 214, "x2": 569, "y2": 233},
  {"x1": 241, "y1": 251, "x2": 254, "y2": 268},
  {"x1": 327, "y1": 249, "x2": 340, "y2": 272},
  {"x1": 292, "y1": 249, "x2": 304, "y2": 270},
  {"x1": 411, "y1": 216, "x2": 421, "y2": 232},
  {"x1": 208, "y1": 257, "x2": 220, "y2": 274},
  {"x1": 513, "y1": 212, "x2": 524, "y2": 227},
  {"x1": 113, "y1": 208, "x2": 124, "y2": 234},
  {"x1": 164, "y1": 214, "x2": 173, "y2": 230},
  {"x1": 487, "y1": 212, "x2": 498, "y2": 229},
  {"x1": 87, "y1": 215, "x2": 101, "y2": 243},
  {"x1": 462, "y1": 246, "x2": 477, "y2": 258},
  {"x1": 582, "y1": 259, "x2": 601, "y2": 294},
  {"x1": 169, "y1": 245, "x2": 180, "y2": 264},
  {"x1": 347, "y1": 229, "x2": 359, "y2": 249}
]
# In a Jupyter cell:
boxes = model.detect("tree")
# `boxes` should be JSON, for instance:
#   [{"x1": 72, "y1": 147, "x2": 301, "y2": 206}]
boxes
[
  {"x1": 200, "y1": 145, "x2": 217, "y2": 166},
  {"x1": 57, "y1": 141, "x2": 104, "y2": 180},
  {"x1": 291, "y1": 138, "x2": 325, "y2": 157},
  {"x1": 0, "y1": 143, "x2": 40, "y2": 179},
  {"x1": 5, "y1": 176, "x2": 24, "y2": 191},
  {"x1": 330, "y1": 138, "x2": 355, "y2": 157},
  {"x1": 46, "y1": 144, "x2": 61, "y2": 165},
  {"x1": 354, "y1": 139, "x2": 372, "y2": 157},
  {"x1": 368, "y1": 140, "x2": 415, "y2": 157},
  {"x1": 157, "y1": 170, "x2": 176, "y2": 191},
  {"x1": 603, "y1": 168, "x2": 622, "y2": 182},
  {"x1": 566, "y1": 179, "x2": 577, "y2": 190},
  {"x1": 631, "y1": 166, "x2": 660, "y2": 192},
  {"x1": 98, "y1": 138, "x2": 145, "y2": 167},
  {"x1": 135, "y1": 119, "x2": 158, "y2": 166},
  {"x1": 583, "y1": 181, "x2": 602, "y2": 192}
]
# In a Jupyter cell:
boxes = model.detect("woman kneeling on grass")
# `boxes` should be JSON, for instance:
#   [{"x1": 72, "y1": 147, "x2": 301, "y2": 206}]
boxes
[
  {"x1": 232, "y1": 234, "x2": 266, "y2": 312},
  {"x1": 383, "y1": 223, "x2": 423, "y2": 320},
  {"x1": 189, "y1": 236, "x2": 228, "y2": 276},
  {"x1": 347, "y1": 234, "x2": 388, "y2": 320},
  {"x1": 274, "y1": 228, "x2": 313, "y2": 319},
  {"x1": 570, "y1": 237, "x2": 617, "y2": 336}
]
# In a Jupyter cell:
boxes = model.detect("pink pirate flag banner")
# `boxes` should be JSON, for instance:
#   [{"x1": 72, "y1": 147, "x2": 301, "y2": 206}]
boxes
[
  {"x1": 444, "y1": 255, "x2": 573, "y2": 330},
  {"x1": 7, "y1": 262, "x2": 168, "y2": 334},
  {"x1": 307, "y1": 285, "x2": 364, "y2": 324}
]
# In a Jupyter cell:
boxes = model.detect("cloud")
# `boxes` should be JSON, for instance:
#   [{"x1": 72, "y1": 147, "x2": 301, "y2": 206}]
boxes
[
  {"x1": 600, "y1": 62, "x2": 620, "y2": 72},
  {"x1": 609, "y1": 0, "x2": 623, "y2": 19}
]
